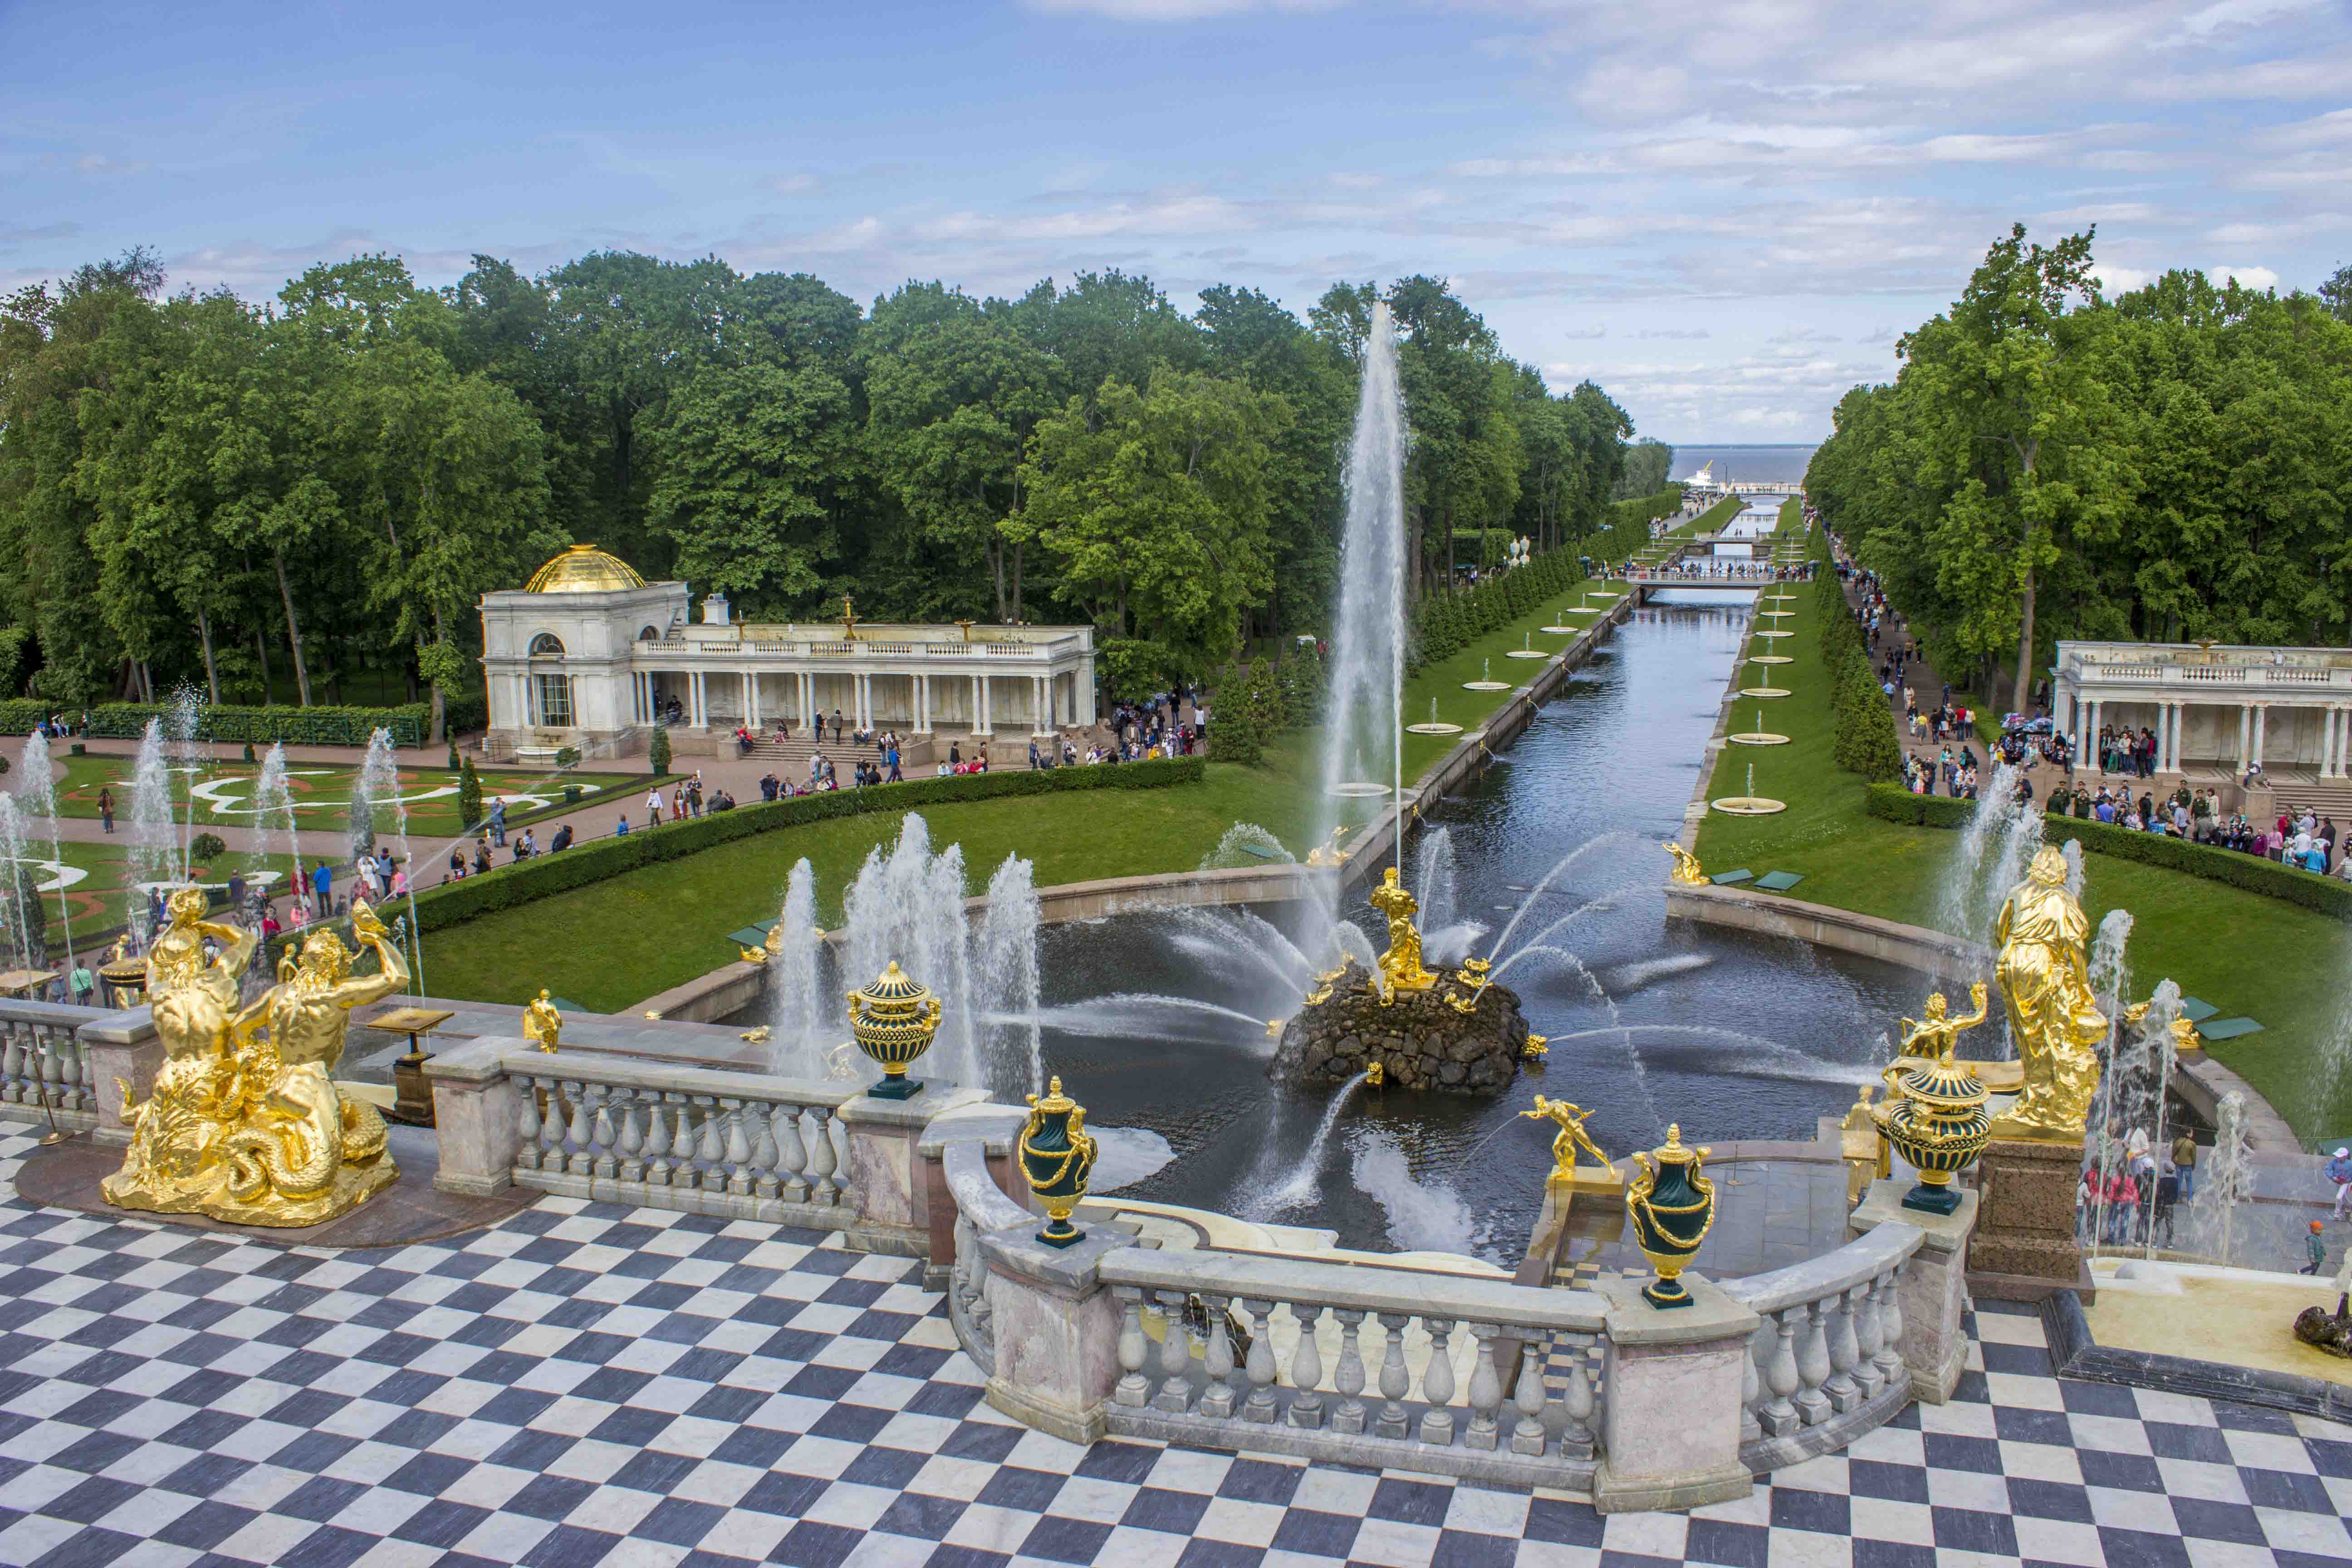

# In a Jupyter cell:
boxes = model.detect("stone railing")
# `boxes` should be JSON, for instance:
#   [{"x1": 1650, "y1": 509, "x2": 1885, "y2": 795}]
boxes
[
  {"x1": 931, "y1": 1124, "x2": 1978, "y2": 1513},
  {"x1": 1096, "y1": 1248, "x2": 1612, "y2": 1490},
  {"x1": 0, "y1": 999, "x2": 155, "y2": 1142},
  {"x1": 1722, "y1": 1220, "x2": 1919, "y2": 1471}
]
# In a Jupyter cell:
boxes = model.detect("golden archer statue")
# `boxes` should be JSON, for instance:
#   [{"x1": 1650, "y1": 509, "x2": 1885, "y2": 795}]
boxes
[
  {"x1": 1989, "y1": 846, "x2": 2107, "y2": 1140},
  {"x1": 1523, "y1": 1096, "x2": 1620, "y2": 1187}
]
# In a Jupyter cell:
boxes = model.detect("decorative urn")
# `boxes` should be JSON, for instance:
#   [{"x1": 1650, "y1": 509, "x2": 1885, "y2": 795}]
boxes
[
  {"x1": 847, "y1": 960, "x2": 943, "y2": 1100},
  {"x1": 1018, "y1": 1076, "x2": 1098, "y2": 1248},
  {"x1": 1872, "y1": 1054, "x2": 1990, "y2": 1215},
  {"x1": 1625, "y1": 1124, "x2": 1717, "y2": 1308}
]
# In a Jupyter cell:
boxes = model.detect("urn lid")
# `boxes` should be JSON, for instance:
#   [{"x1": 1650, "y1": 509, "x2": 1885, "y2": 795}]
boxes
[
  {"x1": 1651, "y1": 1123, "x2": 1706, "y2": 1166},
  {"x1": 1027, "y1": 1075, "x2": 1077, "y2": 1116},
  {"x1": 1890, "y1": 1057, "x2": 1986, "y2": 1109},
  {"x1": 849, "y1": 960, "x2": 934, "y2": 1019}
]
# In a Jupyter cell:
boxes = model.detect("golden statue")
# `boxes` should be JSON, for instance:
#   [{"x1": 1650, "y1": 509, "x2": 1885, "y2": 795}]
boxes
[
  {"x1": 1367, "y1": 867, "x2": 1438, "y2": 994},
  {"x1": 524, "y1": 989, "x2": 564, "y2": 1053},
  {"x1": 1365, "y1": 1059, "x2": 1384, "y2": 1088},
  {"x1": 1988, "y1": 845, "x2": 2107, "y2": 1140},
  {"x1": 1665, "y1": 841, "x2": 1707, "y2": 886},
  {"x1": 1522, "y1": 1096, "x2": 1620, "y2": 1188},
  {"x1": 839, "y1": 594, "x2": 861, "y2": 642},
  {"x1": 106, "y1": 895, "x2": 402, "y2": 1226},
  {"x1": 103, "y1": 889, "x2": 259, "y2": 1215},
  {"x1": 1897, "y1": 983, "x2": 1989, "y2": 1065}
]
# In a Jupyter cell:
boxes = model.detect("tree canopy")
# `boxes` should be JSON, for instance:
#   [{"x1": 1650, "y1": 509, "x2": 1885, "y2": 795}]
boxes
[{"x1": 1, "y1": 250, "x2": 1656, "y2": 717}]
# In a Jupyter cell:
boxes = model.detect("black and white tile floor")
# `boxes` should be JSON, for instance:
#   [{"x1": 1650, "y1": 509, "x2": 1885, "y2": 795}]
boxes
[{"x1": 1, "y1": 1128, "x2": 2347, "y2": 1568}]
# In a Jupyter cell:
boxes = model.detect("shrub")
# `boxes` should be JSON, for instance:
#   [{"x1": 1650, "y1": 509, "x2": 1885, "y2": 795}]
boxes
[
  {"x1": 0, "y1": 698, "x2": 439, "y2": 747},
  {"x1": 456, "y1": 757, "x2": 483, "y2": 832},
  {"x1": 648, "y1": 727, "x2": 672, "y2": 777},
  {"x1": 1864, "y1": 784, "x2": 2352, "y2": 918},
  {"x1": 188, "y1": 833, "x2": 227, "y2": 864},
  {"x1": 554, "y1": 745, "x2": 580, "y2": 769},
  {"x1": 411, "y1": 756, "x2": 1206, "y2": 933}
]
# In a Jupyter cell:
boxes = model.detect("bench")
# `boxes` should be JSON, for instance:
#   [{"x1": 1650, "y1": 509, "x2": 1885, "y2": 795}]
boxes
[{"x1": 514, "y1": 746, "x2": 565, "y2": 768}]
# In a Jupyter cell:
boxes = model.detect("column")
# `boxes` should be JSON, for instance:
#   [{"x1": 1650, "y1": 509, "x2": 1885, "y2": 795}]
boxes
[
  {"x1": 2252, "y1": 704, "x2": 2267, "y2": 769},
  {"x1": 917, "y1": 675, "x2": 931, "y2": 733},
  {"x1": 970, "y1": 674, "x2": 984, "y2": 736},
  {"x1": 695, "y1": 671, "x2": 708, "y2": 728},
  {"x1": 2327, "y1": 707, "x2": 2342, "y2": 779},
  {"x1": 2239, "y1": 705, "x2": 2252, "y2": 770},
  {"x1": 745, "y1": 671, "x2": 760, "y2": 727},
  {"x1": 799, "y1": 671, "x2": 812, "y2": 729},
  {"x1": 2170, "y1": 702, "x2": 2185, "y2": 774},
  {"x1": 981, "y1": 676, "x2": 994, "y2": 735},
  {"x1": 2088, "y1": 700, "x2": 2102, "y2": 767},
  {"x1": 2156, "y1": 702, "x2": 2172, "y2": 773}
]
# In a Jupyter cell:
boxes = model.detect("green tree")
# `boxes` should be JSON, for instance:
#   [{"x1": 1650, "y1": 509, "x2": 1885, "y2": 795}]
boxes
[
  {"x1": 457, "y1": 755, "x2": 484, "y2": 831},
  {"x1": 648, "y1": 725, "x2": 671, "y2": 777}
]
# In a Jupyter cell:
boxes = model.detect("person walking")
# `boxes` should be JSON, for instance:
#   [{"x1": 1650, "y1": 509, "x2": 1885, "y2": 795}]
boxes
[
  {"x1": 489, "y1": 797, "x2": 507, "y2": 847},
  {"x1": 98, "y1": 788, "x2": 114, "y2": 834},
  {"x1": 312, "y1": 859, "x2": 332, "y2": 911},
  {"x1": 616, "y1": 815, "x2": 630, "y2": 836},
  {"x1": 2304, "y1": 1220, "x2": 2328, "y2": 1276},
  {"x1": 646, "y1": 787, "x2": 663, "y2": 827},
  {"x1": 2172, "y1": 1130, "x2": 2197, "y2": 1204},
  {"x1": 2329, "y1": 1147, "x2": 2352, "y2": 1219}
]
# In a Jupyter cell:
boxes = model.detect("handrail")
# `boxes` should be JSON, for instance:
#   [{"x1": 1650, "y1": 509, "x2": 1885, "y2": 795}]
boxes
[{"x1": 1098, "y1": 1246, "x2": 1609, "y2": 1332}]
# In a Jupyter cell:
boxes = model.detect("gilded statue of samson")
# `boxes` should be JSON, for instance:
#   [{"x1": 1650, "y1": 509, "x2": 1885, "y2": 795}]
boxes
[
  {"x1": 1987, "y1": 845, "x2": 2107, "y2": 1141},
  {"x1": 106, "y1": 894, "x2": 406, "y2": 1226}
]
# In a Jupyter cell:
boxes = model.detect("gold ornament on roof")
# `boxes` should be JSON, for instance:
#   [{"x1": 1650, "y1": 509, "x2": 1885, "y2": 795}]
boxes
[{"x1": 524, "y1": 543, "x2": 647, "y2": 594}]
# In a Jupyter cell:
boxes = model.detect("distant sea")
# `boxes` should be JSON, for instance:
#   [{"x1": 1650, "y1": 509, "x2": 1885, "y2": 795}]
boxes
[{"x1": 1670, "y1": 443, "x2": 1820, "y2": 486}]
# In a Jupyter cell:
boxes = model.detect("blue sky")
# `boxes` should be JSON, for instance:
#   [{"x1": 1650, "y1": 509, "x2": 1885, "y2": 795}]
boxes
[{"x1": 5, "y1": 0, "x2": 2346, "y2": 441}]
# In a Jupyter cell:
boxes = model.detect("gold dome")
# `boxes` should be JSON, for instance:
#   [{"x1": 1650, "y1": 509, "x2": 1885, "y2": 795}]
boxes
[{"x1": 525, "y1": 544, "x2": 646, "y2": 594}]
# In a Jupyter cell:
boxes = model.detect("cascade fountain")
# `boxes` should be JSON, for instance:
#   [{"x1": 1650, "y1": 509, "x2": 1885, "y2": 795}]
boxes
[
  {"x1": 246, "y1": 742, "x2": 303, "y2": 904},
  {"x1": 1195, "y1": 823, "x2": 1295, "y2": 872},
  {"x1": 0, "y1": 795, "x2": 39, "y2": 969},
  {"x1": 976, "y1": 855, "x2": 1044, "y2": 1100},
  {"x1": 127, "y1": 719, "x2": 179, "y2": 923},
  {"x1": 763, "y1": 858, "x2": 830, "y2": 1078},
  {"x1": 1253, "y1": 1069, "x2": 1373, "y2": 1216},
  {"x1": 350, "y1": 729, "x2": 426, "y2": 995}
]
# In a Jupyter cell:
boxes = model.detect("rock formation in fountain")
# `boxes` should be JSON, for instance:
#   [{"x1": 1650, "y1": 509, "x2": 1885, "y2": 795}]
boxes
[{"x1": 1265, "y1": 954, "x2": 1530, "y2": 1094}]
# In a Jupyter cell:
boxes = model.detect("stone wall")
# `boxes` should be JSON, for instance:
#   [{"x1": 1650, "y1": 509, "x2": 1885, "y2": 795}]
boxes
[{"x1": 1266, "y1": 959, "x2": 1529, "y2": 1093}]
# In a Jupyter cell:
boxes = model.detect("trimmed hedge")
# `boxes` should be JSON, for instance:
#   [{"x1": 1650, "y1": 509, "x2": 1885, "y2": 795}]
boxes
[
  {"x1": 1819, "y1": 569, "x2": 1902, "y2": 783},
  {"x1": 1864, "y1": 783, "x2": 2352, "y2": 918},
  {"x1": 411, "y1": 756, "x2": 1206, "y2": 932},
  {"x1": 1405, "y1": 542, "x2": 1588, "y2": 671},
  {"x1": 0, "y1": 698, "x2": 439, "y2": 747}
]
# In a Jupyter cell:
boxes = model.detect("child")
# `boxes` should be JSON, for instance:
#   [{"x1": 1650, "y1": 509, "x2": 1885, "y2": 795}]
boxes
[{"x1": 2304, "y1": 1220, "x2": 2328, "y2": 1276}]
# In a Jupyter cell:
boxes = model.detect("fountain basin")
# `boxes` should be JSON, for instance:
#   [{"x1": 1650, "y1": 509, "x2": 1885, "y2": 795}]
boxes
[
  {"x1": 1405, "y1": 722, "x2": 1465, "y2": 735},
  {"x1": 1710, "y1": 796, "x2": 1788, "y2": 815},
  {"x1": 1727, "y1": 732, "x2": 1791, "y2": 746},
  {"x1": 1740, "y1": 687, "x2": 1792, "y2": 699}
]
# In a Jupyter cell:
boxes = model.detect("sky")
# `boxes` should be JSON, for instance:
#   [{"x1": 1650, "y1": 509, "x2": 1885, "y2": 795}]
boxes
[{"x1": 4, "y1": 0, "x2": 2347, "y2": 442}]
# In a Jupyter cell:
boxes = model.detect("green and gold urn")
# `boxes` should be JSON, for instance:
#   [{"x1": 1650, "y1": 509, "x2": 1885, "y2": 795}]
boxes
[
  {"x1": 1018, "y1": 1076, "x2": 1098, "y2": 1249},
  {"x1": 847, "y1": 960, "x2": 943, "y2": 1100},
  {"x1": 1873, "y1": 1055, "x2": 1989, "y2": 1216},
  {"x1": 1626, "y1": 1124, "x2": 1716, "y2": 1308}
]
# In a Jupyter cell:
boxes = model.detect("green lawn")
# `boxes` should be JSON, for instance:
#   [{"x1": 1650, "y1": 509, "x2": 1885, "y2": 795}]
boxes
[
  {"x1": 420, "y1": 579, "x2": 1636, "y2": 1012},
  {"x1": 45, "y1": 755, "x2": 634, "y2": 838},
  {"x1": 1696, "y1": 504, "x2": 2352, "y2": 1141}
]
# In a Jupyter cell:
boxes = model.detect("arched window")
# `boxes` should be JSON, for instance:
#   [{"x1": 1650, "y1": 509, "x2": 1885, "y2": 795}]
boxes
[
  {"x1": 638, "y1": 625, "x2": 661, "y2": 642},
  {"x1": 528, "y1": 632, "x2": 565, "y2": 657}
]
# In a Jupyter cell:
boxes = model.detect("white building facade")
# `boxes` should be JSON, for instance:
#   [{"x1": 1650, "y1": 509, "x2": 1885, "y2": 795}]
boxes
[
  {"x1": 2053, "y1": 639, "x2": 2352, "y2": 777},
  {"x1": 480, "y1": 545, "x2": 1097, "y2": 755}
]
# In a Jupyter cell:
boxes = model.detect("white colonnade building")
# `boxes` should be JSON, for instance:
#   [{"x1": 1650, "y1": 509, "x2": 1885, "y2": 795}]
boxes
[
  {"x1": 2053, "y1": 640, "x2": 2352, "y2": 784},
  {"x1": 480, "y1": 545, "x2": 1096, "y2": 758}
]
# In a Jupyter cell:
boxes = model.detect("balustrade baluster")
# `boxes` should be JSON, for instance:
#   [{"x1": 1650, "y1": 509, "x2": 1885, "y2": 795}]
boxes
[
  {"x1": 1824, "y1": 1285, "x2": 1862, "y2": 1414},
  {"x1": 1374, "y1": 1313, "x2": 1411, "y2": 1439},
  {"x1": 540, "y1": 1081, "x2": 569, "y2": 1169},
  {"x1": 751, "y1": 1105, "x2": 781, "y2": 1200},
  {"x1": 1872, "y1": 1268, "x2": 1906, "y2": 1388},
  {"x1": 642, "y1": 1093, "x2": 674, "y2": 1185},
  {"x1": 1329, "y1": 1310, "x2": 1367, "y2": 1434},
  {"x1": 1510, "y1": 1335, "x2": 1548, "y2": 1456},
  {"x1": 1465, "y1": 1323, "x2": 1504, "y2": 1451},
  {"x1": 564, "y1": 1083, "x2": 593, "y2": 1175},
  {"x1": 723, "y1": 1100, "x2": 755, "y2": 1196},
  {"x1": 1793, "y1": 1298, "x2": 1833, "y2": 1425},
  {"x1": 515, "y1": 1077, "x2": 542, "y2": 1170},
  {"x1": 1153, "y1": 1291, "x2": 1194, "y2": 1414},
  {"x1": 57, "y1": 1038, "x2": 85, "y2": 1111},
  {"x1": 1114, "y1": 1289, "x2": 1150, "y2": 1407},
  {"x1": 591, "y1": 1088, "x2": 618, "y2": 1180},
  {"x1": 670, "y1": 1103, "x2": 696, "y2": 1186},
  {"x1": 1240, "y1": 1300, "x2": 1278, "y2": 1423},
  {"x1": 1849, "y1": 1279, "x2": 1884, "y2": 1399},
  {"x1": 808, "y1": 1109, "x2": 839, "y2": 1204},
  {"x1": 693, "y1": 1097, "x2": 726, "y2": 1190},
  {"x1": 1418, "y1": 1318, "x2": 1457, "y2": 1446},
  {"x1": 1, "y1": 1031, "x2": 22, "y2": 1104},
  {"x1": 1761, "y1": 1308, "x2": 1801, "y2": 1436},
  {"x1": 776, "y1": 1105, "x2": 809, "y2": 1202},
  {"x1": 1286, "y1": 1307, "x2": 1326, "y2": 1429},
  {"x1": 1740, "y1": 1320, "x2": 1767, "y2": 1446},
  {"x1": 615, "y1": 1093, "x2": 645, "y2": 1183},
  {"x1": 39, "y1": 1041, "x2": 63, "y2": 1118},
  {"x1": 1198, "y1": 1295, "x2": 1238, "y2": 1419},
  {"x1": 1561, "y1": 1333, "x2": 1599, "y2": 1461}
]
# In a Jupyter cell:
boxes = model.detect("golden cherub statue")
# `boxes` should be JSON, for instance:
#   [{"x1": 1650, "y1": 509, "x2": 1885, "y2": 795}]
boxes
[
  {"x1": 1522, "y1": 1096, "x2": 1620, "y2": 1187},
  {"x1": 1365, "y1": 1058, "x2": 1385, "y2": 1088},
  {"x1": 1367, "y1": 866, "x2": 1439, "y2": 994},
  {"x1": 523, "y1": 989, "x2": 564, "y2": 1054},
  {"x1": 1665, "y1": 841, "x2": 1707, "y2": 886},
  {"x1": 1898, "y1": 982, "x2": 1989, "y2": 1066},
  {"x1": 1989, "y1": 845, "x2": 2108, "y2": 1140}
]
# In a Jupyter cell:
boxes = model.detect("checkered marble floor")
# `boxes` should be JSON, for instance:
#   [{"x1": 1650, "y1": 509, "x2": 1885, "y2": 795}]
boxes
[{"x1": 2, "y1": 1126, "x2": 2349, "y2": 1568}]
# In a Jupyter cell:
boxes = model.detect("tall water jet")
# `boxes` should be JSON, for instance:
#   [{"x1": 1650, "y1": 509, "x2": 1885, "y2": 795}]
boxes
[
  {"x1": 840, "y1": 815, "x2": 975, "y2": 1087},
  {"x1": 1315, "y1": 301, "x2": 1408, "y2": 893},
  {"x1": 0, "y1": 795, "x2": 40, "y2": 969},
  {"x1": 1252, "y1": 1069, "x2": 1371, "y2": 1216},
  {"x1": 1195, "y1": 823, "x2": 1294, "y2": 872},
  {"x1": 15, "y1": 730, "x2": 76, "y2": 972},
  {"x1": 1353, "y1": 1130, "x2": 1483, "y2": 1255},
  {"x1": 977, "y1": 855, "x2": 1044, "y2": 1099},
  {"x1": 127, "y1": 718, "x2": 178, "y2": 934},
  {"x1": 246, "y1": 742, "x2": 303, "y2": 906},
  {"x1": 765, "y1": 858, "x2": 830, "y2": 1078},
  {"x1": 351, "y1": 729, "x2": 425, "y2": 995}
]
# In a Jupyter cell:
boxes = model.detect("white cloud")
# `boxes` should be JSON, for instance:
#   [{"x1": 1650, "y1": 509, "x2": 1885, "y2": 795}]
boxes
[
  {"x1": 2092, "y1": 264, "x2": 2158, "y2": 293},
  {"x1": 2208, "y1": 263, "x2": 2279, "y2": 289}
]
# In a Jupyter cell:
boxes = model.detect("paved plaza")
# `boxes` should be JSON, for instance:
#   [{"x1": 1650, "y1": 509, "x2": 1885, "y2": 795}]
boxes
[{"x1": 2, "y1": 1127, "x2": 2349, "y2": 1568}]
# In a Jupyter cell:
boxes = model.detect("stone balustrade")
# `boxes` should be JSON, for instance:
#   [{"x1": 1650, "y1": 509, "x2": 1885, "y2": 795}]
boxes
[
  {"x1": 0, "y1": 999, "x2": 151, "y2": 1142},
  {"x1": 1720, "y1": 1219, "x2": 1921, "y2": 1470}
]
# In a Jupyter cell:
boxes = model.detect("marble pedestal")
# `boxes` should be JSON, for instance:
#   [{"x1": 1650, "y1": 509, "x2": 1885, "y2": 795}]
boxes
[
  {"x1": 980, "y1": 1225, "x2": 1123, "y2": 1446},
  {"x1": 1970, "y1": 1135, "x2": 2092, "y2": 1303},
  {"x1": 78, "y1": 1009, "x2": 161, "y2": 1149},
  {"x1": 1592, "y1": 1275, "x2": 1759, "y2": 1513},
  {"x1": 1850, "y1": 1179, "x2": 1977, "y2": 1401}
]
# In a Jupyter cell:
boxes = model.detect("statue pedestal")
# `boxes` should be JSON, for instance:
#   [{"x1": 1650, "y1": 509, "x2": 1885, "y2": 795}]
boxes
[{"x1": 1968, "y1": 1135, "x2": 2094, "y2": 1304}]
